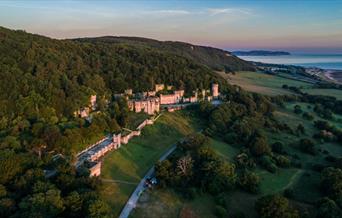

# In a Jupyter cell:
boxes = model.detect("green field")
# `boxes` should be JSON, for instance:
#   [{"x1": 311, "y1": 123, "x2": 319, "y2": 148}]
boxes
[
  {"x1": 218, "y1": 71, "x2": 342, "y2": 100},
  {"x1": 100, "y1": 111, "x2": 202, "y2": 216},
  {"x1": 218, "y1": 71, "x2": 313, "y2": 96},
  {"x1": 126, "y1": 112, "x2": 151, "y2": 130},
  {"x1": 302, "y1": 88, "x2": 342, "y2": 100}
]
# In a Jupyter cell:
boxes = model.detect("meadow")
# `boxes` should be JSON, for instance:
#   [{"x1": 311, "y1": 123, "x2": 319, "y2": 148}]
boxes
[
  {"x1": 302, "y1": 88, "x2": 342, "y2": 100},
  {"x1": 217, "y1": 71, "x2": 313, "y2": 96},
  {"x1": 218, "y1": 71, "x2": 342, "y2": 101}
]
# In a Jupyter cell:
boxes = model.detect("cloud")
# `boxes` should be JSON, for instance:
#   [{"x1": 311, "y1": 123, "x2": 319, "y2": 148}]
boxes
[
  {"x1": 142, "y1": 9, "x2": 191, "y2": 16},
  {"x1": 207, "y1": 8, "x2": 252, "y2": 16}
]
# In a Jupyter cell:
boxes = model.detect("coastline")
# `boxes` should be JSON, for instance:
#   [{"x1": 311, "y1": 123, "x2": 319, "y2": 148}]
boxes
[{"x1": 323, "y1": 69, "x2": 342, "y2": 84}]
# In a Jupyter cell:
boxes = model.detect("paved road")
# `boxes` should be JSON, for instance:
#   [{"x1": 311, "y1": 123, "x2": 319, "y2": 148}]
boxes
[{"x1": 118, "y1": 144, "x2": 178, "y2": 218}]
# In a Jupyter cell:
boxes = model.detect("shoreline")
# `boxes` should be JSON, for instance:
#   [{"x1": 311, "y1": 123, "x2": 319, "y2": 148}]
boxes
[{"x1": 322, "y1": 69, "x2": 342, "y2": 84}]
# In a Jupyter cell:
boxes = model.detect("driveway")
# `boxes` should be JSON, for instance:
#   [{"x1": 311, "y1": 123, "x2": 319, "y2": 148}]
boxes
[{"x1": 118, "y1": 144, "x2": 177, "y2": 218}]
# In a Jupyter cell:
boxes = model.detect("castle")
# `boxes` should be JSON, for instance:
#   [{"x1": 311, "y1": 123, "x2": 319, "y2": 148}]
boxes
[
  {"x1": 75, "y1": 84, "x2": 219, "y2": 117},
  {"x1": 127, "y1": 83, "x2": 219, "y2": 114},
  {"x1": 75, "y1": 83, "x2": 220, "y2": 176}
]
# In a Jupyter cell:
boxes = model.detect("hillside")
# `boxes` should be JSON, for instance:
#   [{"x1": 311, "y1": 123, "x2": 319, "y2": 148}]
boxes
[
  {"x1": 233, "y1": 50, "x2": 290, "y2": 56},
  {"x1": 74, "y1": 36, "x2": 255, "y2": 72},
  {"x1": 0, "y1": 26, "x2": 255, "y2": 120}
]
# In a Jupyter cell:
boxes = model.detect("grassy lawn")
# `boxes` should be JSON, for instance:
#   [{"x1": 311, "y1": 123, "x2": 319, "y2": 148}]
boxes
[
  {"x1": 217, "y1": 71, "x2": 313, "y2": 96},
  {"x1": 131, "y1": 188, "x2": 217, "y2": 218},
  {"x1": 209, "y1": 138, "x2": 240, "y2": 162},
  {"x1": 100, "y1": 111, "x2": 202, "y2": 216},
  {"x1": 126, "y1": 112, "x2": 151, "y2": 130},
  {"x1": 302, "y1": 88, "x2": 342, "y2": 100},
  {"x1": 257, "y1": 168, "x2": 302, "y2": 194},
  {"x1": 283, "y1": 102, "x2": 342, "y2": 129}
]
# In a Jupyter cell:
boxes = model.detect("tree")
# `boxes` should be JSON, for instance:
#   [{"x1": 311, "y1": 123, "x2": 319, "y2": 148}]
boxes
[
  {"x1": 206, "y1": 160, "x2": 236, "y2": 194},
  {"x1": 320, "y1": 167, "x2": 342, "y2": 200},
  {"x1": 275, "y1": 155, "x2": 291, "y2": 168},
  {"x1": 299, "y1": 138, "x2": 316, "y2": 155},
  {"x1": 250, "y1": 135, "x2": 271, "y2": 156},
  {"x1": 296, "y1": 124, "x2": 305, "y2": 134},
  {"x1": 18, "y1": 189, "x2": 65, "y2": 217},
  {"x1": 272, "y1": 142, "x2": 284, "y2": 154},
  {"x1": 64, "y1": 191, "x2": 83, "y2": 217},
  {"x1": 316, "y1": 198, "x2": 342, "y2": 218},
  {"x1": 294, "y1": 105, "x2": 302, "y2": 114},
  {"x1": 255, "y1": 194, "x2": 299, "y2": 218},
  {"x1": 238, "y1": 170, "x2": 260, "y2": 193},
  {"x1": 86, "y1": 199, "x2": 110, "y2": 218},
  {"x1": 0, "y1": 150, "x2": 26, "y2": 184},
  {"x1": 178, "y1": 133, "x2": 208, "y2": 151},
  {"x1": 176, "y1": 155, "x2": 194, "y2": 177},
  {"x1": 155, "y1": 160, "x2": 173, "y2": 187}
]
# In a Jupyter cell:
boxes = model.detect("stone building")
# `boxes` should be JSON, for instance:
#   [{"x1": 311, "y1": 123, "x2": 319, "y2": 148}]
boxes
[
  {"x1": 88, "y1": 161, "x2": 102, "y2": 177},
  {"x1": 212, "y1": 83, "x2": 219, "y2": 98},
  {"x1": 155, "y1": 84, "x2": 165, "y2": 92},
  {"x1": 113, "y1": 133, "x2": 121, "y2": 149},
  {"x1": 128, "y1": 97, "x2": 160, "y2": 115},
  {"x1": 125, "y1": 89, "x2": 133, "y2": 96},
  {"x1": 160, "y1": 90, "x2": 184, "y2": 105},
  {"x1": 90, "y1": 95, "x2": 97, "y2": 110}
]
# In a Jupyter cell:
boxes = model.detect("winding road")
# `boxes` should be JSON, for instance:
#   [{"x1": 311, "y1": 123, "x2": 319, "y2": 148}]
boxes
[{"x1": 118, "y1": 144, "x2": 178, "y2": 218}]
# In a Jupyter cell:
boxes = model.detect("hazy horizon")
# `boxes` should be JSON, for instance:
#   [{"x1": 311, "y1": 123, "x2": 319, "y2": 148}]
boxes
[{"x1": 1, "y1": 0, "x2": 342, "y2": 54}]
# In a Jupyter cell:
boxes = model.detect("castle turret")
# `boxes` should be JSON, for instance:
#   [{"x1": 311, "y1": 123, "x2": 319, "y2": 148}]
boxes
[
  {"x1": 90, "y1": 95, "x2": 97, "y2": 110},
  {"x1": 212, "y1": 83, "x2": 219, "y2": 98},
  {"x1": 113, "y1": 133, "x2": 121, "y2": 149}
]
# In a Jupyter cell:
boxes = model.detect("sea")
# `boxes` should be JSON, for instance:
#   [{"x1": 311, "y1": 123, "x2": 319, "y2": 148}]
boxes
[{"x1": 237, "y1": 54, "x2": 342, "y2": 70}]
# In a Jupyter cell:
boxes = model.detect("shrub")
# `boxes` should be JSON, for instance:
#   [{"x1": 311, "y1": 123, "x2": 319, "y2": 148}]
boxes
[
  {"x1": 302, "y1": 112, "x2": 314, "y2": 120},
  {"x1": 214, "y1": 205, "x2": 228, "y2": 218},
  {"x1": 260, "y1": 155, "x2": 277, "y2": 173},
  {"x1": 255, "y1": 194, "x2": 300, "y2": 218},
  {"x1": 283, "y1": 188, "x2": 294, "y2": 198},
  {"x1": 298, "y1": 138, "x2": 317, "y2": 155},
  {"x1": 238, "y1": 170, "x2": 260, "y2": 193},
  {"x1": 275, "y1": 155, "x2": 291, "y2": 168},
  {"x1": 294, "y1": 105, "x2": 302, "y2": 114},
  {"x1": 215, "y1": 193, "x2": 227, "y2": 207},
  {"x1": 250, "y1": 135, "x2": 271, "y2": 157},
  {"x1": 316, "y1": 197, "x2": 342, "y2": 218},
  {"x1": 271, "y1": 142, "x2": 284, "y2": 154}
]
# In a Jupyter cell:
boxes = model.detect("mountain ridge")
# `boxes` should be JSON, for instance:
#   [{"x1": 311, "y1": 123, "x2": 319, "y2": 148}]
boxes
[{"x1": 233, "y1": 50, "x2": 291, "y2": 56}]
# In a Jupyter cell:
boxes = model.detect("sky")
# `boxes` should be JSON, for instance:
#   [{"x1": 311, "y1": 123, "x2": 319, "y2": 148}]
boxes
[{"x1": 0, "y1": 0, "x2": 342, "y2": 53}]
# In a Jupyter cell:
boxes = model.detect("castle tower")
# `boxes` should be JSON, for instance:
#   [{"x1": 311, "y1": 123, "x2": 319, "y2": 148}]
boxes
[
  {"x1": 90, "y1": 95, "x2": 97, "y2": 110},
  {"x1": 113, "y1": 133, "x2": 121, "y2": 149},
  {"x1": 212, "y1": 83, "x2": 219, "y2": 98}
]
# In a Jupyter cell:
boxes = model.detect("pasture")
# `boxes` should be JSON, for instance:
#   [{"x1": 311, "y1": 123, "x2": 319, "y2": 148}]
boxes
[{"x1": 217, "y1": 71, "x2": 313, "y2": 96}]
